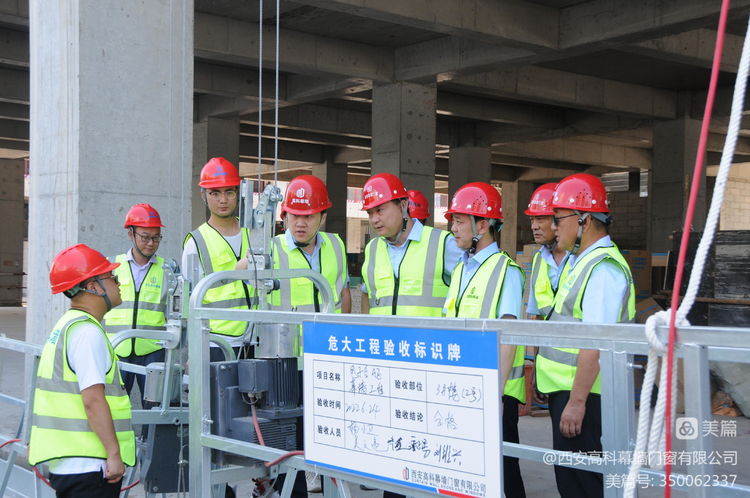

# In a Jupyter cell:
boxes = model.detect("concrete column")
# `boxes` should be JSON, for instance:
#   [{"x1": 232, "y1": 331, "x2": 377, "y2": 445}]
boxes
[
  {"x1": 650, "y1": 118, "x2": 705, "y2": 252},
  {"x1": 193, "y1": 116, "x2": 240, "y2": 227},
  {"x1": 27, "y1": 0, "x2": 193, "y2": 342},
  {"x1": 371, "y1": 82, "x2": 436, "y2": 219},
  {"x1": 0, "y1": 159, "x2": 24, "y2": 305},
  {"x1": 500, "y1": 182, "x2": 519, "y2": 256},
  {"x1": 514, "y1": 181, "x2": 536, "y2": 250},
  {"x1": 448, "y1": 146, "x2": 491, "y2": 201},
  {"x1": 312, "y1": 150, "x2": 347, "y2": 243}
]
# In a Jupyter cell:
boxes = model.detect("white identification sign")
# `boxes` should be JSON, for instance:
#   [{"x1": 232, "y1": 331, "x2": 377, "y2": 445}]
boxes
[{"x1": 304, "y1": 321, "x2": 502, "y2": 497}]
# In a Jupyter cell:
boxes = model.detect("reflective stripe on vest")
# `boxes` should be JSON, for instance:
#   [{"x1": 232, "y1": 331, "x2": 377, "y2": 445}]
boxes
[
  {"x1": 271, "y1": 232, "x2": 346, "y2": 313},
  {"x1": 184, "y1": 223, "x2": 253, "y2": 337},
  {"x1": 536, "y1": 245, "x2": 636, "y2": 394},
  {"x1": 530, "y1": 251, "x2": 555, "y2": 317},
  {"x1": 103, "y1": 254, "x2": 167, "y2": 356},
  {"x1": 362, "y1": 226, "x2": 450, "y2": 316},
  {"x1": 28, "y1": 310, "x2": 135, "y2": 466},
  {"x1": 444, "y1": 252, "x2": 526, "y2": 402}
]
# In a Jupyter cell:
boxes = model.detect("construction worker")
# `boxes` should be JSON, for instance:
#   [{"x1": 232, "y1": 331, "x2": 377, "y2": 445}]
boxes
[
  {"x1": 104, "y1": 203, "x2": 168, "y2": 396},
  {"x1": 536, "y1": 174, "x2": 635, "y2": 498},
  {"x1": 407, "y1": 189, "x2": 430, "y2": 225},
  {"x1": 525, "y1": 183, "x2": 569, "y2": 319},
  {"x1": 182, "y1": 157, "x2": 253, "y2": 359},
  {"x1": 360, "y1": 173, "x2": 462, "y2": 497},
  {"x1": 29, "y1": 244, "x2": 135, "y2": 497},
  {"x1": 269, "y1": 174, "x2": 350, "y2": 496},
  {"x1": 271, "y1": 174, "x2": 351, "y2": 314},
  {"x1": 442, "y1": 182, "x2": 527, "y2": 498}
]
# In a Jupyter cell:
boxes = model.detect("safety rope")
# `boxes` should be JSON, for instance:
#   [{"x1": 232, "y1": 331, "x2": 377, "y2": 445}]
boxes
[{"x1": 625, "y1": 5, "x2": 749, "y2": 496}]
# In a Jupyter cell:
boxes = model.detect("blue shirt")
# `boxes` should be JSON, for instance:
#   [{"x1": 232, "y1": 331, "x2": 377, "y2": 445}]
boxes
[
  {"x1": 447, "y1": 243, "x2": 524, "y2": 319},
  {"x1": 362, "y1": 219, "x2": 463, "y2": 293},
  {"x1": 284, "y1": 230, "x2": 349, "y2": 285},
  {"x1": 567, "y1": 235, "x2": 628, "y2": 324},
  {"x1": 526, "y1": 245, "x2": 569, "y2": 316}
]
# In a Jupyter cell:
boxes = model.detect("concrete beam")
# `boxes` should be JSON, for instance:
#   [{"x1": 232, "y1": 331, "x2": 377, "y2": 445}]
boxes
[
  {"x1": 0, "y1": 27, "x2": 28, "y2": 68},
  {"x1": 494, "y1": 138, "x2": 651, "y2": 170},
  {"x1": 516, "y1": 167, "x2": 581, "y2": 182},
  {"x1": 243, "y1": 104, "x2": 371, "y2": 138},
  {"x1": 297, "y1": 0, "x2": 558, "y2": 51},
  {"x1": 286, "y1": 75, "x2": 373, "y2": 103},
  {"x1": 395, "y1": 36, "x2": 536, "y2": 82},
  {"x1": 194, "y1": 62, "x2": 283, "y2": 101},
  {"x1": 240, "y1": 124, "x2": 370, "y2": 150},
  {"x1": 239, "y1": 136, "x2": 326, "y2": 164},
  {"x1": 448, "y1": 66, "x2": 676, "y2": 119},
  {"x1": 0, "y1": 138, "x2": 26, "y2": 152},
  {"x1": 0, "y1": 118, "x2": 26, "y2": 141},
  {"x1": 0, "y1": 67, "x2": 28, "y2": 104},
  {"x1": 492, "y1": 153, "x2": 590, "y2": 172},
  {"x1": 622, "y1": 29, "x2": 743, "y2": 73},
  {"x1": 484, "y1": 113, "x2": 652, "y2": 146},
  {"x1": 195, "y1": 12, "x2": 393, "y2": 82},
  {"x1": 437, "y1": 92, "x2": 563, "y2": 128},
  {"x1": 560, "y1": 0, "x2": 750, "y2": 51},
  {"x1": 0, "y1": 0, "x2": 28, "y2": 28},
  {"x1": 0, "y1": 102, "x2": 27, "y2": 120}
]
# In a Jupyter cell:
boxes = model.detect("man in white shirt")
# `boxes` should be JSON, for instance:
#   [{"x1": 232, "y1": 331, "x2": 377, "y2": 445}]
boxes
[{"x1": 29, "y1": 244, "x2": 135, "y2": 497}]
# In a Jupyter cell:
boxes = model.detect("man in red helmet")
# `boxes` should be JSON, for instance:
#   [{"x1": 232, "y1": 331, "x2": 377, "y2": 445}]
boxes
[
  {"x1": 525, "y1": 183, "x2": 569, "y2": 319},
  {"x1": 536, "y1": 174, "x2": 635, "y2": 498},
  {"x1": 360, "y1": 173, "x2": 461, "y2": 497},
  {"x1": 269, "y1": 175, "x2": 350, "y2": 495},
  {"x1": 360, "y1": 173, "x2": 461, "y2": 317},
  {"x1": 182, "y1": 157, "x2": 254, "y2": 358},
  {"x1": 443, "y1": 182, "x2": 527, "y2": 498},
  {"x1": 407, "y1": 189, "x2": 430, "y2": 225},
  {"x1": 104, "y1": 203, "x2": 168, "y2": 396},
  {"x1": 29, "y1": 244, "x2": 135, "y2": 497}
]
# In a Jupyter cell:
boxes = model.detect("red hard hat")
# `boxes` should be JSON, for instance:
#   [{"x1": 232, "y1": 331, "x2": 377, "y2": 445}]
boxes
[
  {"x1": 361, "y1": 173, "x2": 407, "y2": 211},
  {"x1": 407, "y1": 190, "x2": 430, "y2": 219},
  {"x1": 524, "y1": 183, "x2": 557, "y2": 216},
  {"x1": 124, "y1": 203, "x2": 165, "y2": 228},
  {"x1": 281, "y1": 175, "x2": 332, "y2": 218},
  {"x1": 552, "y1": 174, "x2": 609, "y2": 213},
  {"x1": 198, "y1": 157, "x2": 241, "y2": 189},
  {"x1": 49, "y1": 244, "x2": 120, "y2": 295},
  {"x1": 445, "y1": 182, "x2": 502, "y2": 221}
]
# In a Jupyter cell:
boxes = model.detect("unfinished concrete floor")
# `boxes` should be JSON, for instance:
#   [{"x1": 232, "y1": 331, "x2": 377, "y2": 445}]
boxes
[{"x1": 2, "y1": 307, "x2": 749, "y2": 497}]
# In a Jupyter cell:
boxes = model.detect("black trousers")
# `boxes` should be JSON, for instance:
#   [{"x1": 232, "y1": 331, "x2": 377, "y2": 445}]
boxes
[
  {"x1": 548, "y1": 391, "x2": 603, "y2": 498},
  {"x1": 503, "y1": 395, "x2": 526, "y2": 498},
  {"x1": 49, "y1": 471, "x2": 122, "y2": 498}
]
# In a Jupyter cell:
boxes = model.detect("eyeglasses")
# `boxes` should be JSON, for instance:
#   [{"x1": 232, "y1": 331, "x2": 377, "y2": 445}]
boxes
[
  {"x1": 552, "y1": 213, "x2": 578, "y2": 225},
  {"x1": 99, "y1": 274, "x2": 120, "y2": 285},
  {"x1": 134, "y1": 232, "x2": 163, "y2": 243},
  {"x1": 206, "y1": 189, "x2": 238, "y2": 200}
]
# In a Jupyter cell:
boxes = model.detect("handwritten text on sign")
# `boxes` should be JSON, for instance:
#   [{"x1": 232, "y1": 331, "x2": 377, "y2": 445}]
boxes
[{"x1": 304, "y1": 322, "x2": 502, "y2": 497}]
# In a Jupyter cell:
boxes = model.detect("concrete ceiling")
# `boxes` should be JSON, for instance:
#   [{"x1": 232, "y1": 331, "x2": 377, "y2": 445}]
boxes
[{"x1": 2, "y1": 0, "x2": 750, "y2": 184}]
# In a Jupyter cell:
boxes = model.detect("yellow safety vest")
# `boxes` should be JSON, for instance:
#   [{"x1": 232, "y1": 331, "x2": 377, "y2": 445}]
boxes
[
  {"x1": 104, "y1": 254, "x2": 167, "y2": 356},
  {"x1": 536, "y1": 245, "x2": 635, "y2": 394},
  {"x1": 530, "y1": 250, "x2": 557, "y2": 317},
  {"x1": 184, "y1": 223, "x2": 253, "y2": 337},
  {"x1": 28, "y1": 310, "x2": 135, "y2": 466},
  {"x1": 270, "y1": 232, "x2": 346, "y2": 313},
  {"x1": 362, "y1": 225, "x2": 450, "y2": 317},
  {"x1": 444, "y1": 251, "x2": 526, "y2": 403}
]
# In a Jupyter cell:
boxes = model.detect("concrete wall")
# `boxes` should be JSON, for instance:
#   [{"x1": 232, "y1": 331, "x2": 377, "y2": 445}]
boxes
[
  {"x1": 0, "y1": 159, "x2": 24, "y2": 305},
  {"x1": 607, "y1": 189, "x2": 648, "y2": 250}
]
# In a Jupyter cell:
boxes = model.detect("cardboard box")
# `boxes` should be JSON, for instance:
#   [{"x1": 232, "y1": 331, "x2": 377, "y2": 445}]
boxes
[
  {"x1": 635, "y1": 297, "x2": 663, "y2": 324},
  {"x1": 622, "y1": 249, "x2": 652, "y2": 300}
]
